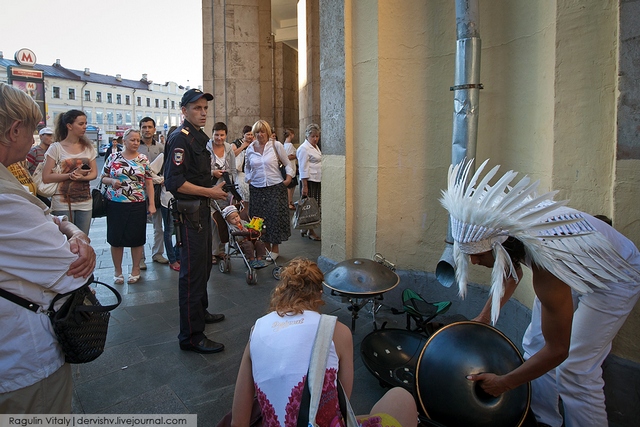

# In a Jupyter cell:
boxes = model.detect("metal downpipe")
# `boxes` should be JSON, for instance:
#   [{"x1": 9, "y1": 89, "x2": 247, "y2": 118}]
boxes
[{"x1": 436, "y1": 0, "x2": 482, "y2": 287}]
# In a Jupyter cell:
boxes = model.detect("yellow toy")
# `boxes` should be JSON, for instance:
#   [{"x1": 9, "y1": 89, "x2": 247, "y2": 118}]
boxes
[{"x1": 247, "y1": 216, "x2": 265, "y2": 231}]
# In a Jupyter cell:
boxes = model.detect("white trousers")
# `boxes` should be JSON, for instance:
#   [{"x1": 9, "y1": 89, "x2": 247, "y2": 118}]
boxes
[
  {"x1": 142, "y1": 210, "x2": 164, "y2": 259},
  {"x1": 522, "y1": 281, "x2": 640, "y2": 427}
]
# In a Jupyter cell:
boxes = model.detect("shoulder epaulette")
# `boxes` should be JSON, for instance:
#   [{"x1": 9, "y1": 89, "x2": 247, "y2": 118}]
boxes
[{"x1": 181, "y1": 129, "x2": 190, "y2": 136}]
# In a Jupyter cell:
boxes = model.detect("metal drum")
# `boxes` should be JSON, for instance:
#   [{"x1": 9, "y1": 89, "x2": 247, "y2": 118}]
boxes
[
  {"x1": 360, "y1": 328, "x2": 428, "y2": 391},
  {"x1": 323, "y1": 258, "x2": 399, "y2": 296},
  {"x1": 323, "y1": 258, "x2": 400, "y2": 330},
  {"x1": 416, "y1": 321, "x2": 530, "y2": 427}
]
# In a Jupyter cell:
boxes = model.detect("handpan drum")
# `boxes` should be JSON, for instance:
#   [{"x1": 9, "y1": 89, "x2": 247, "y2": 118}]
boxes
[
  {"x1": 323, "y1": 258, "x2": 399, "y2": 295},
  {"x1": 416, "y1": 321, "x2": 530, "y2": 427}
]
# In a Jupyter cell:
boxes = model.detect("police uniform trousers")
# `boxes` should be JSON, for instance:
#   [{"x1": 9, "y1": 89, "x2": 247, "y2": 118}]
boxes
[{"x1": 177, "y1": 199, "x2": 213, "y2": 345}]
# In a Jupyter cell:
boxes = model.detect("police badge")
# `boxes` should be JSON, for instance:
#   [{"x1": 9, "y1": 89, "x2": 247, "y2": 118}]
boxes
[{"x1": 173, "y1": 148, "x2": 185, "y2": 166}]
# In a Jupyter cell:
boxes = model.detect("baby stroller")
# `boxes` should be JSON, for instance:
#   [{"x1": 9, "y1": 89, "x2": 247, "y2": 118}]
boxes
[{"x1": 212, "y1": 198, "x2": 283, "y2": 285}]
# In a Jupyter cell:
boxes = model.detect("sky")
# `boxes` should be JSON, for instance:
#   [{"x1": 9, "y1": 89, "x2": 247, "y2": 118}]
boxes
[{"x1": 1, "y1": 0, "x2": 203, "y2": 88}]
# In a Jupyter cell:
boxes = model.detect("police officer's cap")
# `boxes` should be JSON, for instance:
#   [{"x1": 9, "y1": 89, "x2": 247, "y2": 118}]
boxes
[{"x1": 180, "y1": 89, "x2": 213, "y2": 107}]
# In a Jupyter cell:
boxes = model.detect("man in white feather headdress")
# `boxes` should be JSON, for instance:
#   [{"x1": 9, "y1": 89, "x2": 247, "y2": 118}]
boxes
[{"x1": 440, "y1": 159, "x2": 640, "y2": 427}]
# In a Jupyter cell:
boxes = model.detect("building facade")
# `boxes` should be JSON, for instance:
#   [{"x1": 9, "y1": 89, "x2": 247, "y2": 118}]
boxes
[{"x1": 0, "y1": 50, "x2": 187, "y2": 144}]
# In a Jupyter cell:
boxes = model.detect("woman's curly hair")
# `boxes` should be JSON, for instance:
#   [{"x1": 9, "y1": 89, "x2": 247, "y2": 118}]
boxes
[{"x1": 269, "y1": 258, "x2": 325, "y2": 316}]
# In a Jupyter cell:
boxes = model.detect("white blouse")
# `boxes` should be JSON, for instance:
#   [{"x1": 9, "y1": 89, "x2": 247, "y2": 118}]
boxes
[
  {"x1": 297, "y1": 140, "x2": 322, "y2": 182},
  {"x1": 245, "y1": 140, "x2": 293, "y2": 188}
]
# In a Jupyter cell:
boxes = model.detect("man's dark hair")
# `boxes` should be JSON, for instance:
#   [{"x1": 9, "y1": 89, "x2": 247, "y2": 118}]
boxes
[
  {"x1": 139, "y1": 116, "x2": 156, "y2": 127},
  {"x1": 593, "y1": 215, "x2": 613, "y2": 226},
  {"x1": 213, "y1": 122, "x2": 228, "y2": 134},
  {"x1": 502, "y1": 237, "x2": 526, "y2": 270}
]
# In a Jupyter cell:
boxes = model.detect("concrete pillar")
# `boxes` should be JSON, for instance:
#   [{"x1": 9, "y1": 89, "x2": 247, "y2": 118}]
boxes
[
  {"x1": 298, "y1": 0, "x2": 321, "y2": 132},
  {"x1": 202, "y1": 0, "x2": 272, "y2": 135}
]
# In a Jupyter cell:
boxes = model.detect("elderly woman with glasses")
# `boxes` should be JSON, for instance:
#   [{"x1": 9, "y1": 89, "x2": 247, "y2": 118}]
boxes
[{"x1": 0, "y1": 83, "x2": 95, "y2": 413}]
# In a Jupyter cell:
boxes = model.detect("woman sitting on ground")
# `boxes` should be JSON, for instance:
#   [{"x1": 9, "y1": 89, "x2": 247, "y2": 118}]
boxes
[{"x1": 231, "y1": 258, "x2": 418, "y2": 427}]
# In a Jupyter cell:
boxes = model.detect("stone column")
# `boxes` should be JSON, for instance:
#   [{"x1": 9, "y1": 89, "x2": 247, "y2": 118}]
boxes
[
  {"x1": 202, "y1": 0, "x2": 272, "y2": 135},
  {"x1": 299, "y1": 0, "x2": 321, "y2": 132}
]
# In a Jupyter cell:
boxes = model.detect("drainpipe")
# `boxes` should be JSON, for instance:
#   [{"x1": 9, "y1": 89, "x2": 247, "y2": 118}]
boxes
[{"x1": 436, "y1": 0, "x2": 482, "y2": 287}]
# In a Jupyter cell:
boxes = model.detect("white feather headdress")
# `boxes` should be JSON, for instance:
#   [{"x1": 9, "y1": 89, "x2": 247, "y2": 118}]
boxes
[{"x1": 440, "y1": 159, "x2": 639, "y2": 324}]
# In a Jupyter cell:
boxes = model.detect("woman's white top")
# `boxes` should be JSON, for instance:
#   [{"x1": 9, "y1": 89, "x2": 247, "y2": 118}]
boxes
[
  {"x1": 297, "y1": 140, "x2": 322, "y2": 182},
  {"x1": 0, "y1": 164, "x2": 86, "y2": 393},
  {"x1": 284, "y1": 141, "x2": 297, "y2": 176},
  {"x1": 250, "y1": 311, "x2": 341, "y2": 427},
  {"x1": 245, "y1": 140, "x2": 293, "y2": 188}
]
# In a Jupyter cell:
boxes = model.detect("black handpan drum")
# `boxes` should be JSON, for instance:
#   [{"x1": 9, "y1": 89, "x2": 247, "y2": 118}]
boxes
[{"x1": 416, "y1": 321, "x2": 530, "y2": 427}]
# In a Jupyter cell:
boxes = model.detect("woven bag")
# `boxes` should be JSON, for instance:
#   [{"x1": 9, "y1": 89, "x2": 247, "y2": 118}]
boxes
[{"x1": 48, "y1": 277, "x2": 121, "y2": 364}]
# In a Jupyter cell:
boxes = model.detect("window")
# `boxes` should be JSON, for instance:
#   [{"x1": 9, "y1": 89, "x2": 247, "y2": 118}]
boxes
[
  {"x1": 146, "y1": 98, "x2": 151, "y2": 107},
  {"x1": 116, "y1": 94, "x2": 122, "y2": 104},
  {"x1": 136, "y1": 113, "x2": 143, "y2": 124},
  {"x1": 163, "y1": 99, "x2": 167, "y2": 109},
  {"x1": 125, "y1": 95, "x2": 131, "y2": 105},
  {"x1": 137, "y1": 96, "x2": 141, "y2": 106},
  {"x1": 171, "y1": 100, "x2": 175, "y2": 109},
  {"x1": 155, "y1": 99, "x2": 159, "y2": 108},
  {"x1": 84, "y1": 90, "x2": 91, "y2": 102},
  {"x1": 106, "y1": 111, "x2": 114, "y2": 125},
  {"x1": 125, "y1": 112, "x2": 132, "y2": 125},
  {"x1": 116, "y1": 112, "x2": 123, "y2": 125},
  {"x1": 96, "y1": 91, "x2": 102, "y2": 102},
  {"x1": 52, "y1": 87, "x2": 61, "y2": 99},
  {"x1": 96, "y1": 111, "x2": 103, "y2": 124},
  {"x1": 107, "y1": 93, "x2": 113, "y2": 103},
  {"x1": 68, "y1": 88, "x2": 75, "y2": 100},
  {"x1": 84, "y1": 109, "x2": 92, "y2": 124}
]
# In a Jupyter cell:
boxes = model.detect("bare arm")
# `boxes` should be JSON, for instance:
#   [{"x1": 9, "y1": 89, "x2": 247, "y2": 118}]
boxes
[
  {"x1": 146, "y1": 178, "x2": 156, "y2": 215},
  {"x1": 472, "y1": 267, "x2": 522, "y2": 324},
  {"x1": 233, "y1": 140, "x2": 250, "y2": 157},
  {"x1": 333, "y1": 321, "x2": 354, "y2": 398},
  {"x1": 231, "y1": 342, "x2": 255, "y2": 427},
  {"x1": 468, "y1": 266, "x2": 574, "y2": 396}
]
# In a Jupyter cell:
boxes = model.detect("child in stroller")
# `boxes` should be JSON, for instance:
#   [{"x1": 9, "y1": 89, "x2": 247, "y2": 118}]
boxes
[{"x1": 221, "y1": 205, "x2": 268, "y2": 269}]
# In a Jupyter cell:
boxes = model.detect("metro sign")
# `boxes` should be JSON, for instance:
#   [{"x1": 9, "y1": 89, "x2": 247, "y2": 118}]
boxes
[{"x1": 15, "y1": 48, "x2": 37, "y2": 67}]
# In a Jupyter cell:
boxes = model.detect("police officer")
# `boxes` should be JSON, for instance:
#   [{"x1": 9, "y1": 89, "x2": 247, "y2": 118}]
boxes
[{"x1": 164, "y1": 88, "x2": 228, "y2": 353}]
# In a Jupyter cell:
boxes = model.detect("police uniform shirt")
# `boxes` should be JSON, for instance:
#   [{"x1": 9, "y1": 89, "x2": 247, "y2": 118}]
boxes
[{"x1": 164, "y1": 120, "x2": 212, "y2": 200}]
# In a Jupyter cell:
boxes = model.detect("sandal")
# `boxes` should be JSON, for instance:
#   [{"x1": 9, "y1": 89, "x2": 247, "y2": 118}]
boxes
[
  {"x1": 308, "y1": 234, "x2": 321, "y2": 241},
  {"x1": 170, "y1": 262, "x2": 181, "y2": 272},
  {"x1": 300, "y1": 230, "x2": 308, "y2": 237},
  {"x1": 113, "y1": 275, "x2": 124, "y2": 285},
  {"x1": 127, "y1": 274, "x2": 141, "y2": 284}
]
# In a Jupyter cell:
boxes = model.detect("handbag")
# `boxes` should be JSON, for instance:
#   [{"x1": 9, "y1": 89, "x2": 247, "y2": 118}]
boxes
[
  {"x1": 92, "y1": 182, "x2": 108, "y2": 218},
  {"x1": 32, "y1": 161, "x2": 58, "y2": 197},
  {"x1": 292, "y1": 196, "x2": 321, "y2": 229},
  {"x1": 0, "y1": 275, "x2": 122, "y2": 364}
]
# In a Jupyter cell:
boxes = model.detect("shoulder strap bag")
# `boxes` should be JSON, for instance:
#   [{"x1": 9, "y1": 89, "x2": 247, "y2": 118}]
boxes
[
  {"x1": 0, "y1": 275, "x2": 122, "y2": 364},
  {"x1": 297, "y1": 314, "x2": 359, "y2": 427}
]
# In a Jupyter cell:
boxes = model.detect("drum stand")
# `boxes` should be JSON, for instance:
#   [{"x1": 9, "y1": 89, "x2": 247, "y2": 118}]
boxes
[{"x1": 330, "y1": 290, "x2": 387, "y2": 330}]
